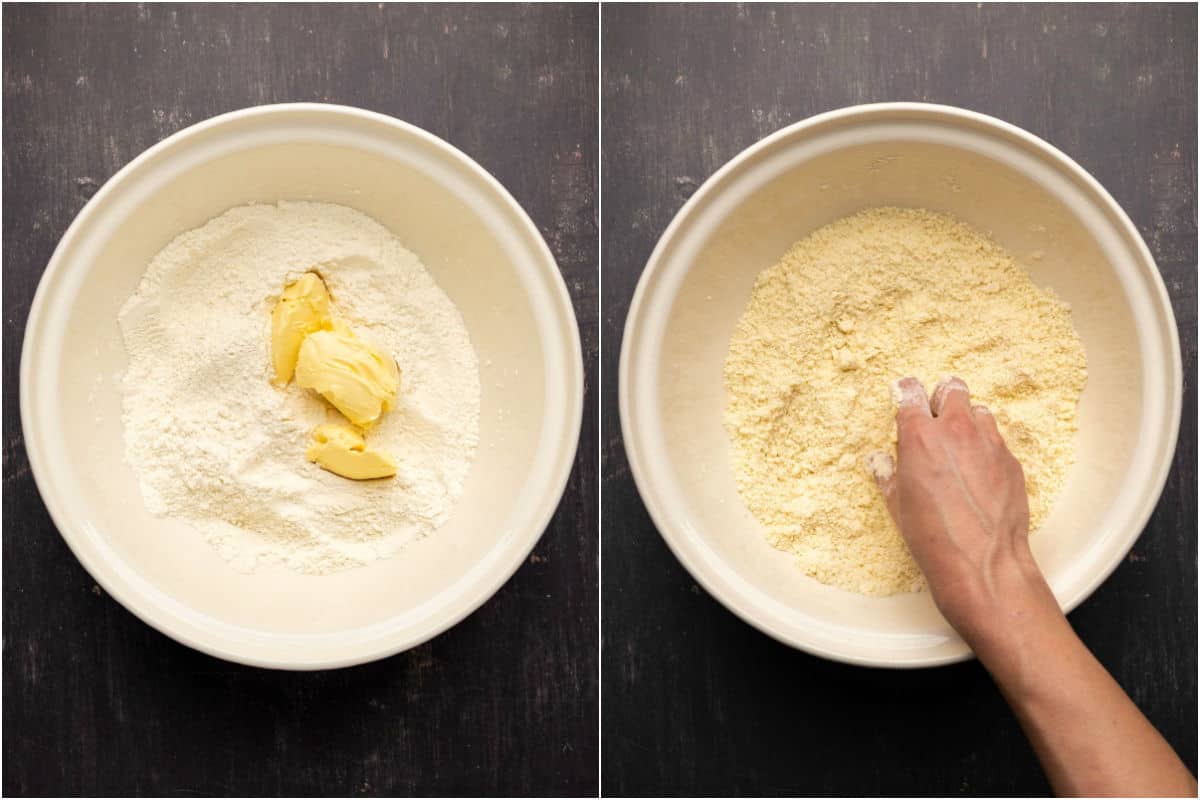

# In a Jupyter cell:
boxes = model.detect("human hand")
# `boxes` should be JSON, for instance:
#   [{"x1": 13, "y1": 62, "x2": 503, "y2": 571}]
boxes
[
  {"x1": 868, "y1": 377, "x2": 1196, "y2": 796},
  {"x1": 868, "y1": 376, "x2": 1062, "y2": 661}
]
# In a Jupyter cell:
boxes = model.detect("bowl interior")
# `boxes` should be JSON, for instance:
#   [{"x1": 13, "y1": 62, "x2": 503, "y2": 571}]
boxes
[
  {"x1": 24, "y1": 107, "x2": 580, "y2": 666},
  {"x1": 625, "y1": 107, "x2": 1179, "y2": 665}
]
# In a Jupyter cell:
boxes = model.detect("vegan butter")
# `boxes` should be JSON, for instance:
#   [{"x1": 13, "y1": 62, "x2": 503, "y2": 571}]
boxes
[
  {"x1": 295, "y1": 320, "x2": 400, "y2": 428},
  {"x1": 269, "y1": 271, "x2": 402, "y2": 481},
  {"x1": 270, "y1": 273, "x2": 332, "y2": 386},
  {"x1": 306, "y1": 423, "x2": 397, "y2": 480}
]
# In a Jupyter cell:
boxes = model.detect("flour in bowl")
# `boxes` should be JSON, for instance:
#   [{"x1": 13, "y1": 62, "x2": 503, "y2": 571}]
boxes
[
  {"x1": 119, "y1": 201, "x2": 481, "y2": 574},
  {"x1": 724, "y1": 207, "x2": 1087, "y2": 596}
]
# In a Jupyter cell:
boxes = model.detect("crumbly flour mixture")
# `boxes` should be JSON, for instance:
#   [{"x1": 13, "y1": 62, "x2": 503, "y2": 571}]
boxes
[
  {"x1": 724, "y1": 207, "x2": 1087, "y2": 596},
  {"x1": 119, "y1": 201, "x2": 480, "y2": 574}
]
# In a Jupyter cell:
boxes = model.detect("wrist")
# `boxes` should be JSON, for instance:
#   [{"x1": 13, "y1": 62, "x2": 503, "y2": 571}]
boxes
[
  {"x1": 943, "y1": 549, "x2": 1068, "y2": 672},
  {"x1": 971, "y1": 594, "x2": 1076, "y2": 688},
  {"x1": 962, "y1": 563, "x2": 1077, "y2": 690}
]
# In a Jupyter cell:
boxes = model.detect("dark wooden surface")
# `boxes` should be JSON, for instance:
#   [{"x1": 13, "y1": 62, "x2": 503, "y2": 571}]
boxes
[
  {"x1": 601, "y1": 4, "x2": 1197, "y2": 796},
  {"x1": 3, "y1": 4, "x2": 597, "y2": 796}
]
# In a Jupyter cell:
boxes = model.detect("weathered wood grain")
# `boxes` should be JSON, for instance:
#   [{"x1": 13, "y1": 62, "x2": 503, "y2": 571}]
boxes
[
  {"x1": 2, "y1": 4, "x2": 598, "y2": 796},
  {"x1": 601, "y1": 4, "x2": 1196, "y2": 796}
]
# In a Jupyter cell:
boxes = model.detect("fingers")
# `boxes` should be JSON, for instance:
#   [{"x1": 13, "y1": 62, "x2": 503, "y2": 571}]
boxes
[
  {"x1": 930, "y1": 376, "x2": 971, "y2": 419},
  {"x1": 891, "y1": 377, "x2": 931, "y2": 429},
  {"x1": 971, "y1": 402, "x2": 1006, "y2": 448}
]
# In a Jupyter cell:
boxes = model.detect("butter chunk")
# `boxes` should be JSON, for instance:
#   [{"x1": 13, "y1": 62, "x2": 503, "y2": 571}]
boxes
[
  {"x1": 306, "y1": 424, "x2": 396, "y2": 480},
  {"x1": 295, "y1": 320, "x2": 399, "y2": 427},
  {"x1": 270, "y1": 273, "x2": 332, "y2": 386}
]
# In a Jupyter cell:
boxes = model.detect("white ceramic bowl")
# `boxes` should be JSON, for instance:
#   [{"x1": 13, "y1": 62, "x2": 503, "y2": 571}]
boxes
[
  {"x1": 21, "y1": 103, "x2": 583, "y2": 669},
  {"x1": 620, "y1": 103, "x2": 1182, "y2": 667}
]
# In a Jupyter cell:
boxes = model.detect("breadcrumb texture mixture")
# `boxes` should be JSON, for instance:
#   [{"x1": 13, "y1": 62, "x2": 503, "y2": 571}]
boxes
[{"x1": 723, "y1": 207, "x2": 1088, "y2": 596}]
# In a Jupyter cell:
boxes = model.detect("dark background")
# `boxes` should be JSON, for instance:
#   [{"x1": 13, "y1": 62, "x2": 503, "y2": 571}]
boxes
[
  {"x1": 3, "y1": 4, "x2": 597, "y2": 796},
  {"x1": 602, "y1": 4, "x2": 1197, "y2": 796}
]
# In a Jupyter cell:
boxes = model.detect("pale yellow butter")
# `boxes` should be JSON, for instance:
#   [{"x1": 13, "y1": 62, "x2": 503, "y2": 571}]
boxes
[
  {"x1": 270, "y1": 273, "x2": 331, "y2": 386},
  {"x1": 295, "y1": 320, "x2": 400, "y2": 427},
  {"x1": 306, "y1": 423, "x2": 396, "y2": 480}
]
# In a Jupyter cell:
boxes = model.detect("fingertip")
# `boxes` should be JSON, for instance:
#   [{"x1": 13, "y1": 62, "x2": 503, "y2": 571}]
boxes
[
  {"x1": 930, "y1": 375, "x2": 970, "y2": 417},
  {"x1": 891, "y1": 376, "x2": 931, "y2": 418},
  {"x1": 973, "y1": 402, "x2": 1006, "y2": 446},
  {"x1": 866, "y1": 451, "x2": 895, "y2": 490}
]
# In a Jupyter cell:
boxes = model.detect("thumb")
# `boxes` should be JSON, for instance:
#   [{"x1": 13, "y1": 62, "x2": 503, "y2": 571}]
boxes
[{"x1": 867, "y1": 451, "x2": 899, "y2": 520}]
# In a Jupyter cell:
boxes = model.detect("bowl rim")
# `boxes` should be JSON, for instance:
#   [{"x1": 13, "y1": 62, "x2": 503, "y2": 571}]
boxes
[
  {"x1": 619, "y1": 101, "x2": 1183, "y2": 668},
  {"x1": 20, "y1": 102, "x2": 585, "y2": 670}
]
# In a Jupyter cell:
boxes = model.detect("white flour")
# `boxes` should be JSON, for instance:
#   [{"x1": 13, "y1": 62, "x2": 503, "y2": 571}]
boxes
[{"x1": 119, "y1": 201, "x2": 481, "y2": 574}]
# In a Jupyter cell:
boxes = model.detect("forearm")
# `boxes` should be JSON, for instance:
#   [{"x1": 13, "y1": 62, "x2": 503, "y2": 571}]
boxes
[
  {"x1": 878, "y1": 375, "x2": 1193, "y2": 795},
  {"x1": 971, "y1": 599, "x2": 1196, "y2": 797}
]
